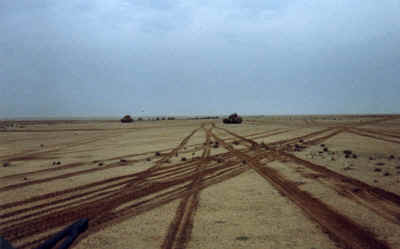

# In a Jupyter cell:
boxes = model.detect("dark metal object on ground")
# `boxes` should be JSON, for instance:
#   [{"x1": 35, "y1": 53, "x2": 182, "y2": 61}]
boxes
[
  {"x1": 35, "y1": 218, "x2": 89, "y2": 249},
  {"x1": 0, "y1": 237, "x2": 15, "y2": 249},
  {"x1": 0, "y1": 218, "x2": 89, "y2": 249}
]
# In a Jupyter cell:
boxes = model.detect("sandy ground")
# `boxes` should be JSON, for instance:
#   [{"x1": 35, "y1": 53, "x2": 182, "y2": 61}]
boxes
[{"x1": 0, "y1": 115, "x2": 400, "y2": 249}]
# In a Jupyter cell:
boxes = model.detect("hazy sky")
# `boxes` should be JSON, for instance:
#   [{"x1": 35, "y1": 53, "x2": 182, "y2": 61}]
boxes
[{"x1": 1, "y1": 0, "x2": 399, "y2": 117}]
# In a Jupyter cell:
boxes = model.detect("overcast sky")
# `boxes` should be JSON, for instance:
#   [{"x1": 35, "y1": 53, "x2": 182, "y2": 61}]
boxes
[{"x1": 1, "y1": 0, "x2": 399, "y2": 118}]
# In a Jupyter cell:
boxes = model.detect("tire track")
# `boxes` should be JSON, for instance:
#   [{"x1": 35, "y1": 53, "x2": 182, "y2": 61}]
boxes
[
  {"x1": 2, "y1": 125, "x2": 272, "y2": 249},
  {"x1": 210, "y1": 128, "x2": 391, "y2": 249},
  {"x1": 162, "y1": 126, "x2": 211, "y2": 249},
  {"x1": 8, "y1": 160, "x2": 247, "y2": 249},
  {"x1": 356, "y1": 128, "x2": 400, "y2": 139},
  {"x1": 281, "y1": 152, "x2": 400, "y2": 225},
  {"x1": 348, "y1": 129, "x2": 400, "y2": 145},
  {"x1": 0, "y1": 127, "x2": 201, "y2": 192}
]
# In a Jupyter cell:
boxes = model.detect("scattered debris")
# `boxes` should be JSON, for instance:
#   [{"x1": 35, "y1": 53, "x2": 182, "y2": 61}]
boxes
[
  {"x1": 294, "y1": 144, "x2": 306, "y2": 151},
  {"x1": 343, "y1": 150, "x2": 353, "y2": 155},
  {"x1": 236, "y1": 236, "x2": 249, "y2": 241}
]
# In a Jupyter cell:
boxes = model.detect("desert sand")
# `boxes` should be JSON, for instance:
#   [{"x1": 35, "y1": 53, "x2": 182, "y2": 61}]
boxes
[{"x1": 1, "y1": 115, "x2": 400, "y2": 249}]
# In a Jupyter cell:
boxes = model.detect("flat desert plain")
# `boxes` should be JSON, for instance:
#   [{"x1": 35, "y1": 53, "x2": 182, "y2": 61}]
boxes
[{"x1": 1, "y1": 116, "x2": 400, "y2": 249}]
